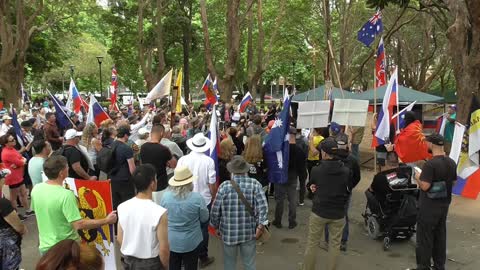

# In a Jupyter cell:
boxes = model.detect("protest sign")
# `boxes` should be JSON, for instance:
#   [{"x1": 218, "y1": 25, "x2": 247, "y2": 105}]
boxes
[
  {"x1": 332, "y1": 99, "x2": 369, "y2": 126},
  {"x1": 296, "y1": 101, "x2": 330, "y2": 128}
]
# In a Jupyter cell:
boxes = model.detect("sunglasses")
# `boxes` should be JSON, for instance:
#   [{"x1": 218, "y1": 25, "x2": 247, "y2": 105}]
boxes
[{"x1": 7, "y1": 138, "x2": 15, "y2": 142}]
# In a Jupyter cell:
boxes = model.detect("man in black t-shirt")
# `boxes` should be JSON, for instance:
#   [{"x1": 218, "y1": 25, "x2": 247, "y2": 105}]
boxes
[
  {"x1": 62, "y1": 129, "x2": 94, "y2": 180},
  {"x1": 140, "y1": 124, "x2": 174, "y2": 202},
  {"x1": 410, "y1": 133, "x2": 456, "y2": 270}
]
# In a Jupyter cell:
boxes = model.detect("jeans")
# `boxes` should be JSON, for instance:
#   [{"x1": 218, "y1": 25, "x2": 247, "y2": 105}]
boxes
[
  {"x1": 199, "y1": 203, "x2": 212, "y2": 260},
  {"x1": 351, "y1": 144, "x2": 360, "y2": 160},
  {"x1": 274, "y1": 183, "x2": 297, "y2": 225},
  {"x1": 416, "y1": 207, "x2": 449, "y2": 270},
  {"x1": 325, "y1": 194, "x2": 351, "y2": 243},
  {"x1": 303, "y1": 213, "x2": 344, "y2": 270},
  {"x1": 169, "y1": 246, "x2": 199, "y2": 270},
  {"x1": 122, "y1": 256, "x2": 165, "y2": 270},
  {"x1": 223, "y1": 240, "x2": 256, "y2": 270}
]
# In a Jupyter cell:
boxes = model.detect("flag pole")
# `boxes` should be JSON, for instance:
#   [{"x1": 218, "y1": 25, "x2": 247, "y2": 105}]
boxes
[
  {"x1": 47, "y1": 90, "x2": 77, "y2": 128},
  {"x1": 373, "y1": 54, "x2": 377, "y2": 173}
]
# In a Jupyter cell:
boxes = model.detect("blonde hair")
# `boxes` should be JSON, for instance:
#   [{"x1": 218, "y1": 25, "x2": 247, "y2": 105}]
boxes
[
  {"x1": 243, "y1": 135, "x2": 263, "y2": 163},
  {"x1": 168, "y1": 183, "x2": 194, "y2": 199},
  {"x1": 81, "y1": 123, "x2": 97, "y2": 150},
  {"x1": 219, "y1": 139, "x2": 235, "y2": 160},
  {"x1": 100, "y1": 119, "x2": 114, "y2": 129}
]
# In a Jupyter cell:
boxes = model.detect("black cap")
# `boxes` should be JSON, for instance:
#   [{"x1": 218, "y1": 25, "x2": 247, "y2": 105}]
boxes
[
  {"x1": 20, "y1": 120, "x2": 32, "y2": 128},
  {"x1": 117, "y1": 126, "x2": 131, "y2": 137},
  {"x1": 288, "y1": 126, "x2": 297, "y2": 134},
  {"x1": 320, "y1": 137, "x2": 338, "y2": 155},
  {"x1": 426, "y1": 133, "x2": 444, "y2": 146}
]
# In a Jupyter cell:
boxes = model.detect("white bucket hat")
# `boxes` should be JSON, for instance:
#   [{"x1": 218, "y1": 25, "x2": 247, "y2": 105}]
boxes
[
  {"x1": 168, "y1": 166, "x2": 197, "y2": 187},
  {"x1": 186, "y1": 133, "x2": 212, "y2": 153}
]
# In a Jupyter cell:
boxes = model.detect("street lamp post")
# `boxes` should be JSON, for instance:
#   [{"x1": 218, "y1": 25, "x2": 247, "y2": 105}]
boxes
[{"x1": 96, "y1": 56, "x2": 104, "y2": 98}]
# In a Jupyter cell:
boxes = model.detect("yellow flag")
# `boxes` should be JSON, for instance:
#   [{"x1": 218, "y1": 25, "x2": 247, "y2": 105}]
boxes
[{"x1": 175, "y1": 68, "x2": 183, "y2": 113}]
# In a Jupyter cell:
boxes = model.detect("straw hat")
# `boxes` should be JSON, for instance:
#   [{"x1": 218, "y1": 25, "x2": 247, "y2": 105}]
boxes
[{"x1": 168, "y1": 166, "x2": 197, "y2": 187}]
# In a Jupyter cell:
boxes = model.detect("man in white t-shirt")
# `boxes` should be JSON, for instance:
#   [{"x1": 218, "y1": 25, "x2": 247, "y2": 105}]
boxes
[
  {"x1": 177, "y1": 133, "x2": 216, "y2": 268},
  {"x1": 117, "y1": 164, "x2": 170, "y2": 269}
]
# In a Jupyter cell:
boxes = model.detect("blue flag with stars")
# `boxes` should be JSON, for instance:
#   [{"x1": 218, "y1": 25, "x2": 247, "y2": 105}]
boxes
[
  {"x1": 357, "y1": 10, "x2": 383, "y2": 47},
  {"x1": 263, "y1": 95, "x2": 291, "y2": 184}
]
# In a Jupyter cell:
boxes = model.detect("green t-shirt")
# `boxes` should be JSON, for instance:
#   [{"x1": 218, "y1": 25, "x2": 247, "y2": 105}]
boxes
[
  {"x1": 31, "y1": 183, "x2": 82, "y2": 253},
  {"x1": 444, "y1": 113, "x2": 456, "y2": 142}
]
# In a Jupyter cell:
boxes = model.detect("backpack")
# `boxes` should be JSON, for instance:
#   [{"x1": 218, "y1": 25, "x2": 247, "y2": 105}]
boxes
[{"x1": 96, "y1": 143, "x2": 118, "y2": 174}]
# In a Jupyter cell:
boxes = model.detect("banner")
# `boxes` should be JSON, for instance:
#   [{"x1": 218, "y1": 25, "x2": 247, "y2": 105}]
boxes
[
  {"x1": 332, "y1": 99, "x2": 369, "y2": 126},
  {"x1": 296, "y1": 101, "x2": 330, "y2": 128},
  {"x1": 64, "y1": 178, "x2": 116, "y2": 270}
]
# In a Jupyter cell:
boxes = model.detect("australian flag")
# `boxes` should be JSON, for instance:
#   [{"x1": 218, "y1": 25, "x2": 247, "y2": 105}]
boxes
[
  {"x1": 357, "y1": 10, "x2": 383, "y2": 47},
  {"x1": 263, "y1": 95, "x2": 291, "y2": 184}
]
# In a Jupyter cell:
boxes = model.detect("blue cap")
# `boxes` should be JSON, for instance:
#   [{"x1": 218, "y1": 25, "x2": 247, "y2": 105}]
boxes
[{"x1": 330, "y1": 122, "x2": 341, "y2": 135}]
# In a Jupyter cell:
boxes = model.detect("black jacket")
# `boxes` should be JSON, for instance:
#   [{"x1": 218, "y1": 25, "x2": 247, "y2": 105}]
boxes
[
  {"x1": 336, "y1": 149, "x2": 361, "y2": 189},
  {"x1": 310, "y1": 160, "x2": 350, "y2": 219}
]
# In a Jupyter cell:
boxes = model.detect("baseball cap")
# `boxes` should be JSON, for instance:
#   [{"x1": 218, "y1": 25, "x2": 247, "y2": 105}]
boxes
[
  {"x1": 64, "y1": 129, "x2": 83, "y2": 140},
  {"x1": 426, "y1": 133, "x2": 444, "y2": 146},
  {"x1": 330, "y1": 122, "x2": 341, "y2": 134},
  {"x1": 448, "y1": 104, "x2": 457, "y2": 111},
  {"x1": 320, "y1": 137, "x2": 338, "y2": 155}
]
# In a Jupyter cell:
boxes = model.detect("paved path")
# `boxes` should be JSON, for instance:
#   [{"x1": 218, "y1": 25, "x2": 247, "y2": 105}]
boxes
[{"x1": 21, "y1": 169, "x2": 480, "y2": 270}]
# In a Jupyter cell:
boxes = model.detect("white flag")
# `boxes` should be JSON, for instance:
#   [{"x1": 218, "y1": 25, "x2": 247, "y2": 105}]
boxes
[{"x1": 145, "y1": 69, "x2": 173, "y2": 103}]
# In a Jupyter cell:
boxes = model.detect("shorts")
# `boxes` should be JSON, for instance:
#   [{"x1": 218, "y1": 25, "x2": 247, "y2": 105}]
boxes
[
  {"x1": 8, "y1": 181, "x2": 25, "y2": 189},
  {"x1": 376, "y1": 151, "x2": 387, "y2": 166}
]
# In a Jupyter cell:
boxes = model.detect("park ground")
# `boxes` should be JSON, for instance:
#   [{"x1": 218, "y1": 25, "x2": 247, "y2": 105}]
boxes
[{"x1": 20, "y1": 161, "x2": 480, "y2": 270}]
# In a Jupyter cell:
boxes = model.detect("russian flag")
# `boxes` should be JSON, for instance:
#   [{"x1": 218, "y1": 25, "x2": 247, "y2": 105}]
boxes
[
  {"x1": 68, "y1": 79, "x2": 83, "y2": 114},
  {"x1": 208, "y1": 104, "x2": 220, "y2": 185},
  {"x1": 239, "y1": 92, "x2": 253, "y2": 113},
  {"x1": 374, "y1": 67, "x2": 398, "y2": 146},
  {"x1": 202, "y1": 74, "x2": 217, "y2": 107},
  {"x1": 435, "y1": 114, "x2": 447, "y2": 135},
  {"x1": 87, "y1": 95, "x2": 110, "y2": 127}
]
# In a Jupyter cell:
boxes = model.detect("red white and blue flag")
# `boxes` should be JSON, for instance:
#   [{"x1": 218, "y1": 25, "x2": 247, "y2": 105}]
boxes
[
  {"x1": 208, "y1": 104, "x2": 220, "y2": 185},
  {"x1": 239, "y1": 92, "x2": 253, "y2": 113},
  {"x1": 202, "y1": 74, "x2": 217, "y2": 108},
  {"x1": 87, "y1": 94, "x2": 110, "y2": 127},
  {"x1": 375, "y1": 37, "x2": 387, "y2": 88},
  {"x1": 374, "y1": 67, "x2": 398, "y2": 146},
  {"x1": 357, "y1": 10, "x2": 383, "y2": 47},
  {"x1": 110, "y1": 67, "x2": 118, "y2": 111},
  {"x1": 68, "y1": 79, "x2": 84, "y2": 114}
]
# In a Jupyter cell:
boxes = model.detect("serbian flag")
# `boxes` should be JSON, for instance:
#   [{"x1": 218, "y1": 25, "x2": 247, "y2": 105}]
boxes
[
  {"x1": 62, "y1": 178, "x2": 116, "y2": 269},
  {"x1": 67, "y1": 79, "x2": 83, "y2": 114},
  {"x1": 202, "y1": 74, "x2": 217, "y2": 107},
  {"x1": 454, "y1": 95, "x2": 480, "y2": 199},
  {"x1": 87, "y1": 94, "x2": 110, "y2": 127},
  {"x1": 239, "y1": 92, "x2": 253, "y2": 113},
  {"x1": 374, "y1": 67, "x2": 398, "y2": 146},
  {"x1": 394, "y1": 120, "x2": 431, "y2": 163},
  {"x1": 375, "y1": 37, "x2": 387, "y2": 88},
  {"x1": 110, "y1": 67, "x2": 118, "y2": 111}
]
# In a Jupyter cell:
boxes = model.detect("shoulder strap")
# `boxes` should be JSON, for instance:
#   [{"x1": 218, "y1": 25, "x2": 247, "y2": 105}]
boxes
[{"x1": 229, "y1": 180, "x2": 255, "y2": 217}]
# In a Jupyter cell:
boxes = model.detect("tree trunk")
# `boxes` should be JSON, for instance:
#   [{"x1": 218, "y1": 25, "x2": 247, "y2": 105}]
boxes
[
  {"x1": 246, "y1": 0, "x2": 255, "y2": 98},
  {"x1": 446, "y1": 0, "x2": 480, "y2": 124},
  {"x1": 323, "y1": 0, "x2": 332, "y2": 82},
  {"x1": 181, "y1": 0, "x2": 193, "y2": 103},
  {"x1": 199, "y1": 0, "x2": 218, "y2": 81},
  {"x1": 221, "y1": 0, "x2": 242, "y2": 101}
]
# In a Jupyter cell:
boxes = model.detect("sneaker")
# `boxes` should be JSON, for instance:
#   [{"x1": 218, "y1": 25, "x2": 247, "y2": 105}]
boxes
[
  {"x1": 299, "y1": 202, "x2": 305, "y2": 206},
  {"x1": 24, "y1": 210, "x2": 35, "y2": 217},
  {"x1": 18, "y1": 214, "x2": 26, "y2": 221},
  {"x1": 272, "y1": 220, "x2": 282, "y2": 229},
  {"x1": 340, "y1": 242, "x2": 347, "y2": 252},
  {"x1": 288, "y1": 221, "x2": 297, "y2": 229},
  {"x1": 199, "y1": 257, "x2": 215, "y2": 268}
]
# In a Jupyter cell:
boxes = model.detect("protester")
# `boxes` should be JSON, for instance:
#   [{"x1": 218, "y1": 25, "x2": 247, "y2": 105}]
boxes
[
  {"x1": 177, "y1": 133, "x2": 216, "y2": 267},
  {"x1": 81, "y1": 123, "x2": 102, "y2": 176},
  {"x1": 35, "y1": 239, "x2": 104, "y2": 270},
  {"x1": 0, "y1": 134, "x2": 33, "y2": 219},
  {"x1": 171, "y1": 125, "x2": 188, "y2": 154},
  {"x1": 43, "y1": 112, "x2": 63, "y2": 150},
  {"x1": 228, "y1": 127, "x2": 245, "y2": 155},
  {"x1": 443, "y1": 104, "x2": 456, "y2": 155},
  {"x1": 110, "y1": 126, "x2": 136, "y2": 210},
  {"x1": 243, "y1": 135, "x2": 268, "y2": 191},
  {"x1": 295, "y1": 128, "x2": 309, "y2": 205},
  {"x1": 395, "y1": 111, "x2": 431, "y2": 165},
  {"x1": 210, "y1": 155, "x2": 269, "y2": 270},
  {"x1": 160, "y1": 125, "x2": 183, "y2": 177},
  {"x1": 272, "y1": 127, "x2": 306, "y2": 229},
  {"x1": 135, "y1": 127, "x2": 149, "y2": 148},
  {"x1": 61, "y1": 129, "x2": 94, "y2": 180},
  {"x1": 409, "y1": 133, "x2": 456, "y2": 270},
  {"x1": 117, "y1": 164, "x2": 169, "y2": 269},
  {"x1": 31, "y1": 155, "x2": 117, "y2": 254},
  {"x1": 218, "y1": 139, "x2": 236, "y2": 184},
  {"x1": 0, "y1": 115, "x2": 13, "y2": 136},
  {"x1": 0, "y1": 174, "x2": 27, "y2": 270},
  {"x1": 369, "y1": 152, "x2": 402, "y2": 204},
  {"x1": 302, "y1": 137, "x2": 351, "y2": 270},
  {"x1": 160, "y1": 166, "x2": 209, "y2": 270},
  {"x1": 140, "y1": 124, "x2": 175, "y2": 204},
  {"x1": 348, "y1": 126, "x2": 365, "y2": 160},
  {"x1": 128, "y1": 110, "x2": 152, "y2": 143},
  {"x1": 246, "y1": 114, "x2": 264, "y2": 138},
  {"x1": 28, "y1": 140, "x2": 52, "y2": 186}
]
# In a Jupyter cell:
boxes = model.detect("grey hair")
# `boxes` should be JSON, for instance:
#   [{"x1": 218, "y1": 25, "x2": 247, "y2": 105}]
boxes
[{"x1": 168, "y1": 182, "x2": 194, "y2": 199}]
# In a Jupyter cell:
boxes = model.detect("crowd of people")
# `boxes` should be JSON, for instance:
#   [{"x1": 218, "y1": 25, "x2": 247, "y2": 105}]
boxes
[{"x1": 0, "y1": 97, "x2": 457, "y2": 270}]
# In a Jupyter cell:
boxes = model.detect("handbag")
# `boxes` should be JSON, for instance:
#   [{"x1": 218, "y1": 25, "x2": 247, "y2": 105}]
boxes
[
  {"x1": 426, "y1": 181, "x2": 448, "y2": 199},
  {"x1": 229, "y1": 180, "x2": 271, "y2": 242}
]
